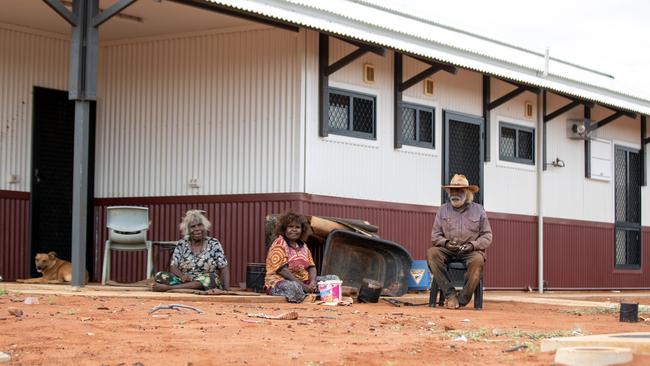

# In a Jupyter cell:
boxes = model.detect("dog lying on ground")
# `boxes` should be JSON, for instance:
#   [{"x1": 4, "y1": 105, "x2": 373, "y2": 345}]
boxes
[{"x1": 17, "y1": 252, "x2": 88, "y2": 284}]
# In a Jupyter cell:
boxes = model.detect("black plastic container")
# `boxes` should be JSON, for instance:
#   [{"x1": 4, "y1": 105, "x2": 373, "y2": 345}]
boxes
[
  {"x1": 357, "y1": 278, "x2": 382, "y2": 303},
  {"x1": 246, "y1": 263, "x2": 266, "y2": 292},
  {"x1": 619, "y1": 302, "x2": 639, "y2": 322}
]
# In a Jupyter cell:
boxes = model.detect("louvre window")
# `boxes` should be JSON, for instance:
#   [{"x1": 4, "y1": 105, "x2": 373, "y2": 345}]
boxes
[
  {"x1": 401, "y1": 103, "x2": 435, "y2": 149},
  {"x1": 328, "y1": 88, "x2": 376, "y2": 139},
  {"x1": 499, "y1": 122, "x2": 534, "y2": 165}
]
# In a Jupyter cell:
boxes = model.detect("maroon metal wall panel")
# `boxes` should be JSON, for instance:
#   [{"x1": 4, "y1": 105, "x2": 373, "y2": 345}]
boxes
[
  {"x1": 0, "y1": 191, "x2": 30, "y2": 281},
  {"x1": 92, "y1": 193, "x2": 650, "y2": 289},
  {"x1": 94, "y1": 196, "x2": 301, "y2": 284},
  {"x1": 93, "y1": 194, "x2": 435, "y2": 285},
  {"x1": 483, "y1": 213, "x2": 538, "y2": 289},
  {"x1": 544, "y1": 218, "x2": 650, "y2": 289}
]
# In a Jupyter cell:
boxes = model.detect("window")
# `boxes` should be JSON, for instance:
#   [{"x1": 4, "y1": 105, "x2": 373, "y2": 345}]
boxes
[
  {"x1": 401, "y1": 103, "x2": 435, "y2": 149},
  {"x1": 499, "y1": 122, "x2": 534, "y2": 164},
  {"x1": 328, "y1": 88, "x2": 376, "y2": 139},
  {"x1": 614, "y1": 146, "x2": 641, "y2": 269}
]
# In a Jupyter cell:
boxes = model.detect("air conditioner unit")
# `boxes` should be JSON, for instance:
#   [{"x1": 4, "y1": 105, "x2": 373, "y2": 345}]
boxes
[{"x1": 566, "y1": 119, "x2": 595, "y2": 140}]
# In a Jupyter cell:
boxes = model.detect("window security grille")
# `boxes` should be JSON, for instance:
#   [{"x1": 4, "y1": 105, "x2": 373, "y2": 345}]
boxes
[
  {"x1": 614, "y1": 147, "x2": 641, "y2": 268},
  {"x1": 499, "y1": 122, "x2": 534, "y2": 165},
  {"x1": 447, "y1": 118, "x2": 482, "y2": 204},
  {"x1": 328, "y1": 89, "x2": 376, "y2": 139},
  {"x1": 401, "y1": 103, "x2": 434, "y2": 148}
]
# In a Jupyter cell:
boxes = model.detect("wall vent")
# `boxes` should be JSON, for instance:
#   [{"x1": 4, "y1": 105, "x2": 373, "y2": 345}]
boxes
[
  {"x1": 524, "y1": 101, "x2": 533, "y2": 118},
  {"x1": 363, "y1": 63, "x2": 375, "y2": 84},
  {"x1": 423, "y1": 78, "x2": 434, "y2": 96}
]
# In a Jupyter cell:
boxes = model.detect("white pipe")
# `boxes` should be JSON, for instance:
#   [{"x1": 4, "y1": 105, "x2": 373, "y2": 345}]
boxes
[{"x1": 536, "y1": 91, "x2": 544, "y2": 294}]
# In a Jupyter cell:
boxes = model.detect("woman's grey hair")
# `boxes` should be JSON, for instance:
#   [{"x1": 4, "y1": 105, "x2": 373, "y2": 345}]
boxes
[{"x1": 179, "y1": 209, "x2": 212, "y2": 236}]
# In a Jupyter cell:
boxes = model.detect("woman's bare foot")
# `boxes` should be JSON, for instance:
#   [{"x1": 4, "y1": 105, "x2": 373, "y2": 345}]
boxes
[{"x1": 151, "y1": 283, "x2": 171, "y2": 292}]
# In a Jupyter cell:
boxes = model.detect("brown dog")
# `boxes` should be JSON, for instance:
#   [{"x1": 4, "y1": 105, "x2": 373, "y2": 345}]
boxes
[{"x1": 17, "y1": 252, "x2": 88, "y2": 284}]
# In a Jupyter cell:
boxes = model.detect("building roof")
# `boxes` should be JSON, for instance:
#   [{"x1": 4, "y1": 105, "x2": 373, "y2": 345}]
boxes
[{"x1": 207, "y1": 0, "x2": 650, "y2": 116}]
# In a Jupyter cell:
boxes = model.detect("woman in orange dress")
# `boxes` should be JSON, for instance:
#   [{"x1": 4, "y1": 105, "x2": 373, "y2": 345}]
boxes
[{"x1": 264, "y1": 210, "x2": 338, "y2": 303}]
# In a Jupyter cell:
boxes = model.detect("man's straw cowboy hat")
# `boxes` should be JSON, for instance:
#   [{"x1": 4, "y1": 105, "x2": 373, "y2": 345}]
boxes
[{"x1": 442, "y1": 174, "x2": 479, "y2": 193}]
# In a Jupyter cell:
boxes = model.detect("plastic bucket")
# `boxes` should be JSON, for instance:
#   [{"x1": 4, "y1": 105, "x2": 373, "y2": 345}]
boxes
[
  {"x1": 619, "y1": 302, "x2": 638, "y2": 322},
  {"x1": 357, "y1": 278, "x2": 382, "y2": 303},
  {"x1": 407, "y1": 260, "x2": 431, "y2": 291},
  {"x1": 246, "y1": 263, "x2": 266, "y2": 292},
  {"x1": 318, "y1": 280, "x2": 343, "y2": 304}
]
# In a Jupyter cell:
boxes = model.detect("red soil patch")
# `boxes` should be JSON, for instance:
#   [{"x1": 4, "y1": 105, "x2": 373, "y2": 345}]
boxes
[{"x1": 1, "y1": 294, "x2": 649, "y2": 365}]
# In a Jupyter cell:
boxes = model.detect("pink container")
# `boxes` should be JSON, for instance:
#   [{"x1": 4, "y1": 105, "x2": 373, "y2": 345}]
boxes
[{"x1": 317, "y1": 280, "x2": 343, "y2": 304}]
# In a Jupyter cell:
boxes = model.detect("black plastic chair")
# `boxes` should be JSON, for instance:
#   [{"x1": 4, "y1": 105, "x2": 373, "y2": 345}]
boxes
[{"x1": 428, "y1": 261, "x2": 483, "y2": 309}]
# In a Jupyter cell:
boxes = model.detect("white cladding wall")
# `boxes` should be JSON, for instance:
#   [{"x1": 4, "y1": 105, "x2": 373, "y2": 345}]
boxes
[
  {"x1": 304, "y1": 31, "x2": 646, "y2": 223},
  {"x1": 304, "y1": 32, "x2": 482, "y2": 206},
  {"x1": 483, "y1": 78, "x2": 539, "y2": 216},
  {"x1": 0, "y1": 25, "x2": 69, "y2": 192},
  {"x1": 543, "y1": 93, "x2": 646, "y2": 224},
  {"x1": 95, "y1": 27, "x2": 303, "y2": 197},
  {"x1": 1, "y1": 25, "x2": 647, "y2": 225}
]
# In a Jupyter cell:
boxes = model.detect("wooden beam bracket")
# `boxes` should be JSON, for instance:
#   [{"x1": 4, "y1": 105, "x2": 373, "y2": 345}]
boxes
[
  {"x1": 487, "y1": 85, "x2": 538, "y2": 111},
  {"x1": 543, "y1": 100, "x2": 582, "y2": 123}
]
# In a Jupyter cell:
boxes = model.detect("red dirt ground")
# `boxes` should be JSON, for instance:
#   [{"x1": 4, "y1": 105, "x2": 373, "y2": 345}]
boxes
[{"x1": 1, "y1": 292, "x2": 649, "y2": 366}]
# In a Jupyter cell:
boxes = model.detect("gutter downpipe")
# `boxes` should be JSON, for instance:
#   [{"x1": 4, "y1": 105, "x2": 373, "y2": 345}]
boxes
[{"x1": 537, "y1": 89, "x2": 544, "y2": 294}]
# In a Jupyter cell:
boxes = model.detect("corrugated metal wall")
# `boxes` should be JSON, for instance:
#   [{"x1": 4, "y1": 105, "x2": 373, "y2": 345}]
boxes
[
  {"x1": 0, "y1": 25, "x2": 69, "y2": 193},
  {"x1": 544, "y1": 218, "x2": 650, "y2": 288},
  {"x1": 484, "y1": 213, "x2": 538, "y2": 289},
  {"x1": 92, "y1": 193, "x2": 436, "y2": 285},
  {"x1": 0, "y1": 191, "x2": 30, "y2": 281},
  {"x1": 2, "y1": 189, "x2": 646, "y2": 289},
  {"x1": 95, "y1": 27, "x2": 302, "y2": 198},
  {"x1": 91, "y1": 193, "x2": 539, "y2": 290}
]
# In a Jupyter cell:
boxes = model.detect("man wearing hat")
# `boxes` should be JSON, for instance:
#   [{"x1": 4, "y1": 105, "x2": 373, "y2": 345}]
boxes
[{"x1": 427, "y1": 174, "x2": 492, "y2": 309}]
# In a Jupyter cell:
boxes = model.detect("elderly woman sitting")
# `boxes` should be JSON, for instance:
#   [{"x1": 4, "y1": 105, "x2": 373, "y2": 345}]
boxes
[
  {"x1": 152, "y1": 209, "x2": 230, "y2": 292},
  {"x1": 264, "y1": 210, "x2": 338, "y2": 303}
]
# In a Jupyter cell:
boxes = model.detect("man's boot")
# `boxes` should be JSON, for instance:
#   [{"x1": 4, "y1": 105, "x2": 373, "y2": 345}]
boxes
[{"x1": 445, "y1": 294, "x2": 459, "y2": 309}]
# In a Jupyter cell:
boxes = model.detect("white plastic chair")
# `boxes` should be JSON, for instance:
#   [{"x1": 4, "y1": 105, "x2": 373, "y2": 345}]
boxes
[{"x1": 101, "y1": 206, "x2": 153, "y2": 285}]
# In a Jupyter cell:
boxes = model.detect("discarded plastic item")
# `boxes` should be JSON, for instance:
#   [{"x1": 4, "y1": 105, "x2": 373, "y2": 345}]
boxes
[
  {"x1": 148, "y1": 303, "x2": 203, "y2": 315},
  {"x1": 503, "y1": 344, "x2": 528, "y2": 353},
  {"x1": 23, "y1": 297, "x2": 39, "y2": 305},
  {"x1": 460, "y1": 318, "x2": 470, "y2": 322},
  {"x1": 358, "y1": 279, "x2": 382, "y2": 303},
  {"x1": 554, "y1": 346, "x2": 632, "y2": 366},
  {"x1": 382, "y1": 298, "x2": 428, "y2": 307},
  {"x1": 318, "y1": 280, "x2": 343, "y2": 304},
  {"x1": 247, "y1": 311, "x2": 298, "y2": 320},
  {"x1": 0, "y1": 352, "x2": 11, "y2": 363},
  {"x1": 453, "y1": 335, "x2": 468, "y2": 342},
  {"x1": 619, "y1": 303, "x2": 638, "y2": 322},
  {"x1": 241, "y1": 319, "x2": 264, "y2": 324}
]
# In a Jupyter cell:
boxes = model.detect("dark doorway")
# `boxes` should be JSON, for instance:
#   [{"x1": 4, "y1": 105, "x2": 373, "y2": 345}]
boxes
[
  {"x1": 30, "y1": 87, "x2": 96, "y2": 278},
  {"x1": 442, "y1": 111, "x2": 484, "y2": 204},
  {"x1": 614, "y1": 145, "x2": 641, "y2": 269}
]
